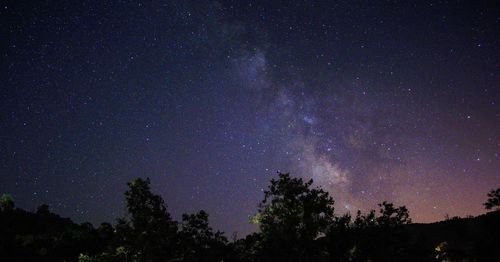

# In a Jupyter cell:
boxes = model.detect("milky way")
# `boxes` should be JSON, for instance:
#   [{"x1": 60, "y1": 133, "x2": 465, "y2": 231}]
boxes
[{"x1": 2, "y1": 1, "x2": 499, "y2": 235}]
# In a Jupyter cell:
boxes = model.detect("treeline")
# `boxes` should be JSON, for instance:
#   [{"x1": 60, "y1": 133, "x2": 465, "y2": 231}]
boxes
[{"x1": 1, "y1": 173, "x2": 499, "y2": 261}]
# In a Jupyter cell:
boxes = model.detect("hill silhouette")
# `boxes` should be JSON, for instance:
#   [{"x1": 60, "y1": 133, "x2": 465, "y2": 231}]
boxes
[{"x1": 323, "y1": 210, "x2": 500, "y2": 261}]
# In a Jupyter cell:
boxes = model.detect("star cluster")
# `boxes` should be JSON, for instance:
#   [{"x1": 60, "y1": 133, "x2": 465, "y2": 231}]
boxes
[{"x1": 2, "y1": 1, "x2": 499, "y2": 235}]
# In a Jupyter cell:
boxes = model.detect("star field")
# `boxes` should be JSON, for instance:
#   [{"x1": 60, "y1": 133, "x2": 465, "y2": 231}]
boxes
[{"x1": 2, "y1": 1, "x2": 499, "y2": 235}]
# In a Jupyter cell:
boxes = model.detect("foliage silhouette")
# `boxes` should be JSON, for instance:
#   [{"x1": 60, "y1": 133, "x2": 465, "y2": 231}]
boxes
[
  {"x1": 0, "y1": 175, "x2": 499, "y2": 261},
  {"x1": 120, "y1": 178, "x2": 178, "y2": 261},
  {"x1": 253, "y1": 172, "x2": 335, "y2": 261},
  {"x1": 376, "y1": 201, "x2": 411, "y2": 226},
  {"x1": 484, "y1": 188, "x2": 500, "y2": 210},
  {"x1": 0, "y1": 193, "x2": 15, "y2": 212},
  {"x1": 177, "y1": 210, "x2": 228, "y2": 261}
]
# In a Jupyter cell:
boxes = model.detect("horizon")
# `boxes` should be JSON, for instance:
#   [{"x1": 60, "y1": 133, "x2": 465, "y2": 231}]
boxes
[{"x1": 2, "y1": 173, "x2": 497, "y2": 237}]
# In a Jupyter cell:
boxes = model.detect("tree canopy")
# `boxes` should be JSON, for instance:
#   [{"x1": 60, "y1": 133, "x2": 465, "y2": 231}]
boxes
[
  {"x1": 484, "y1": 188, "x2": 500, "y2": 210},
  {"x1": 254, "y1": 172, "x2": 336, "y2": 261},
  {"x1": 1, "y1": 174, "x2": 499, "y2": 261},
  {"x1": 0, "y1": 194, "x2": 15, "y2": 212}
]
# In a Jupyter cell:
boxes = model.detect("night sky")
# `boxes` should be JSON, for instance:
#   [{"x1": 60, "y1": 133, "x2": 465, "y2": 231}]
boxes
[{"x1": 2, "y1": 1, "x2": 499, "y2": 236}]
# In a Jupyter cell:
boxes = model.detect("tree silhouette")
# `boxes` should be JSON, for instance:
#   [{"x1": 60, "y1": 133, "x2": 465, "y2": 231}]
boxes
[
  {"x1": 177, "y1": 210, "x2": 228, "y2": 261},
  {"x1": 352, "y1": 202, "x2": 411, "y2": 228},
  {"x1": 376, "y1": 201, "x2": 411, "y2": 226},
  {"x1": 254, "y1": 172, "x2": 335, "y2": 261},
  {"x1": 36, "y1": 204, "x2": 50, "y2": 215},
  {"x1": 0, "y1": 194, "x2": 15, "y2": 212},
  {"x1": 1, "y1": 175, "x2": 499, "y2": 261},
  {"x1": 325, "y1": 213, "x2": 354, "y2": 261},
  {"x1": 119, "y1": 177, "x2": 178, "y2": 261},
  {"x1": 484, "y1": 188, "x2": 500, "y2": 210},
  {"x1": 353, "y1": 209, "x2": 376, "y2": 228}
]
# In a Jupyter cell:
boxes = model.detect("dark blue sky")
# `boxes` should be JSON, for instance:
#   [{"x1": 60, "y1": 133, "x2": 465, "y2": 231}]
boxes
[{"x1": 2, "y1": 0, "x2": 499, "y2": 235}]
